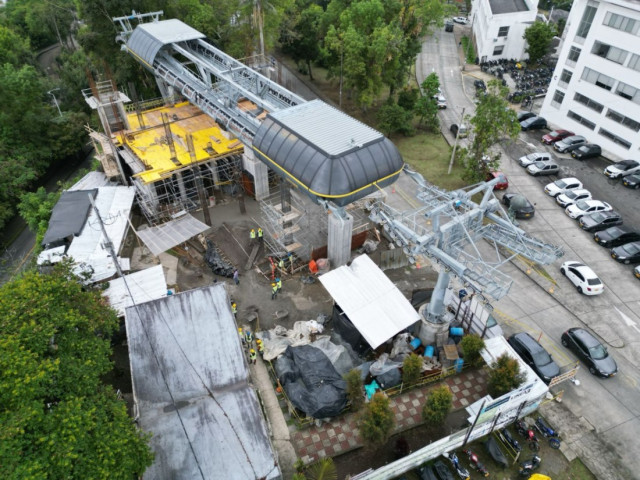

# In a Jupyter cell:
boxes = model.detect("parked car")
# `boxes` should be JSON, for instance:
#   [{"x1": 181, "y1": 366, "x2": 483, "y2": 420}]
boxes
[
  {"x1": 556, "y1": 188, "x2": 592, "y2": 208},
  {"x1": 611, "y1": 241, "x2": 640, "y2": 264},
  {"x1": 520, "y1": 116, "x2": 547, "y2": 131},
  {"x1": 542, "y1": 129, "x2": 574, "y2": 145},
  {"x1": 622, "y1": 173, "x2": 640, "y2": 189},
  {"x1": 519, "y1": 152, "x2": 553, "y2": 167},
  {"x1": 604, "y1": 160, "x2": 640, "y2": 179},
  {"x1": 527, "y1": 161, "x2": 559, "y2": 176},
  {"x1": 594, "y1": 226, "x2": 640, "y2": 247},
  {"x1": 561, "y1": 328, "x2": 617, "y2": 377},
  {"x1": 572, "y1": 144, "x2": 602, "y2": 159},
  {"x1": 433, "y1": 460, "x2": 455, "y2": 480},
  {"x1": 565, "y1": 200, "x2": 612, "y2": 219},
  {"x1": 474, "y1": 79, "x2": 486, "y2": 91},
  {"x1": 487, "y1": 171, "x2": 508, "y2": 190},
  {"x1": 445, "y1": 20, "x2": 454, "y2": 32},
  {"x1": 453, "y1": 16, "x2": 468, "y2": 24},
  {"x1": 579, "y1": 211, "x2": 623, "y2": 232},
  {"x1": 435, "y1": 94, "x2": 447, "y2": 109},
  {"x1": 544, "y1": 177, "x2": 583, "y2": 197},
  {"x1": 553, "y1": 135, "x2": 587, "y2": 153},
  {"x1": 450, "y1": 123, "x2": 468, "y2": 138},
  {"x1": 507, "y1": 332, "x2": 560, "y2": 384},
  {"x1": 503, "y1": 193, "x2": 535, "y2": 219},
  {"x1": 560, "y1": 260, "x2": 604, "y2": 295},
  {"x1": 517, "y1": 111, "x2": 536, "y2": 122},
  {"x1": 635, "y1": 265, "x2": 640, "y2": 279}
]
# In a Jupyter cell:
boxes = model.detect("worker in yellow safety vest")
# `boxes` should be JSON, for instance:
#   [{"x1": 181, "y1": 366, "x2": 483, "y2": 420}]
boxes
[
  {"x1": 250, "y1": 229, "x2": 256, "y2": 242},
  {"x1": 238, "y1": 327, "x2": 245, "y2": 346},
  {"x1": 245, "y1": 329, "x2": 253, "y2": 345},
  {"x1": 249, "y1": 349, "x2": 257, "y2": 364},
  {"x1": 276, "y1": 277, "x2": 282, "y2": 292},
  {"x1": 231, "y1": 302, "x2": 237, "y2": 316},
  {"x1": 256, "y1": 339, "x2": 264, "y2": 355},
  {"x1": 258, "y1": 228, "x2": 263, "y2": 242},
  {"x1": 271, "y1": 283, "x2": 278, "y2": 300},
  {"x1": 278, "y1": 258, "x2": 285, "y2": 272}
]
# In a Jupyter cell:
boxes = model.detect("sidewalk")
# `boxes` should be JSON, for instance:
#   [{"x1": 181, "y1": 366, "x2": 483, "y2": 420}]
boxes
[{"x1": 290, "y1": 368, "x2": 489, "y2": 465}]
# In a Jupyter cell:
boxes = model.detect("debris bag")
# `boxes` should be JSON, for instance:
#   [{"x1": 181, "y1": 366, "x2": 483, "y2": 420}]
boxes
[
  {"x1": 274, "y1": 355, "x2": 298, "y2": 385},
  {"x1": 355, "y1": 361, "x2": 373, "y2": 382},
  {"x1": 361, "y1": 239, "x2": 379, "y2": 254},
  {"x1": 311, "y1": 337, "x2": 355, "y2": 375},
  {"x1": 332, "y1": 304, "x2": 370, "y2": 355},
  {"x1": 278, "y1": 345, "x2": 347, "y2": 418},
  {"x1": 204, "y1": 239, "x2": 235, "y2": 277},
  {"x1": 390, "y1": 333, "x2": 413, "y2": 358},
  {"x1": 369, "y1": 353, "x2": 402, "y2": 376},
  {"x1": 375, "y1": 367, "x2": 402, "y2": 389}
]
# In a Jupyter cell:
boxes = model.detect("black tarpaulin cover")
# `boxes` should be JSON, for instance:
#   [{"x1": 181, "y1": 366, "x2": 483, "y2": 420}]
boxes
[
  {"x1": 41, "y1": 190, "x2": 97, "y2": 248},
  {"x1": 275, "y1": 345, "x2": 347, "y2": 418},
  {"x1": 332, "y1": 304, "x2": 370, "y2": 356}
]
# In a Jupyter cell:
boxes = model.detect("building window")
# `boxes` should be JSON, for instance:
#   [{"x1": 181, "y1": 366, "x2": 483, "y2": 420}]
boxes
[
  {"x1": 606, "y1": 109, "x2": 640, "y2": 132},
  {"x1": 574, "y1": 92, "x2": 604, "y2": 112},
  {"x1": 552, "y1": 90, "x2": 565, "y2": 105},
  {"x1": 615, "y1": 82, "x2": 640, "y2": 104},
  {"x1": 493, "y1": 46, "x2": 504, "y2": 56},
  {"x1": 603, "y1": 12, "x2": 640, "y2": 35},
  {"x1": 581, "y1": 67, "x2": 615, "y2": 91},
  {"x1": 559, "y1": 69, "x2": 573, "y2": 86},
  {"x1": 498, "y1": 26, "x2": 510, "y2": 37},
  {"x1": 567, "y1": 46, "x2": 581, "y2": 65},
  {"x1": 629, "y1": 54, "x2": 640, "y2": 72},
  {"x1": 567, "y1": 111, "x2": 596, "y2": 130},
  {"x1": 591, "y1": 41, "x2": 628, "y2": 64},
  {"x1": 576, "y1": 5, "x2": 598, "y2": 39},
  {"x1": 598, "y1": 128, "x2": 632, "y2": 149}
]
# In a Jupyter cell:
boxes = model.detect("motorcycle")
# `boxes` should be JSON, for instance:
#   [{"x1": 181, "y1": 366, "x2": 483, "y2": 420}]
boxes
[
  {"x1": 518, "y1": 454, "x2": 542, "y2": 477},
  {"x1": 515, "y1": 419, "x2": 540, "y2": 452},
  {"x1": 442, "y1": 451, "x2": 470, "y2": 480},
  {"x1": 462, "y1": 449, "x2": 489, "y2": 477},
  {"x1": 499, "y1": 427, "x2": 521, "y2": 452},
  {"x1": 535, "y1": 416, "x2": 561, "y2": 449}
]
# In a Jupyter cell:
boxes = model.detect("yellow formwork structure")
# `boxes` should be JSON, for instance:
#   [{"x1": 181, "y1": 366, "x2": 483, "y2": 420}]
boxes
[{"x1": 122, "y1": 102, "x2": 244, "y2": 184}]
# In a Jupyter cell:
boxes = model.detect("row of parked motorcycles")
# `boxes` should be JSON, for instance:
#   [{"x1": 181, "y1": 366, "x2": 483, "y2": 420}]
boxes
[
  {"x1": 480, "y1": 57, "x2": 556, "y2": 105},
  {"x1": 421, "y1": 416, "x2": 560, "y2": 479}
]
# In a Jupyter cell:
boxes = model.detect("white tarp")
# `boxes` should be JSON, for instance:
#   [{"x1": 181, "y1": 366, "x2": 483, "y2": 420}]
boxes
[
  {"x1": 136, "y1": 214, "x2": 210, "y2": 256},
  {"x1": 102, "y1": 265, "x2": 167, "y2": 316},
  {"x1": 319, "y1": 254, "x2": 420, "y2": 349}
]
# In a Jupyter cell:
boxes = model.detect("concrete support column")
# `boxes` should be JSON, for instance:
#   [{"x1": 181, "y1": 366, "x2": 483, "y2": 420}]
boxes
[
  {"x1": 242, "y1": 150, "x2": 270, "y2": 200},
  {"x1": 328, "y1": 211, "x2": 353, "y2": 268},
  {"x1": 175, "y1": 172, "x2": 189, "y2": 205},
  {"x1": 156, "y1": 78, "x2": 175, "y2": 104}
]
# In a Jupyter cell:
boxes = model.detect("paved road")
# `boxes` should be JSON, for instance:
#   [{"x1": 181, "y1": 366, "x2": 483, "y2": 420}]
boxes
[{"x1": 417, "y1": 26, "x2": 640, "y2": 480}]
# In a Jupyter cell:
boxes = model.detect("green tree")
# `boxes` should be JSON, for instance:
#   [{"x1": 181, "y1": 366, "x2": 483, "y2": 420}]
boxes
[
  {"x1": 306, "y1": 457, "x2": 338, "y2": 480},
  {"x1": 523, "y1": 21, "x2": 557, "y2": 65},
  {"x1": 487, "y1": 353, "x2": 526, "y2": 397},
  {"x1": 358, "y1": 392, "x2": 395, "y2": 448},
  {"x1": 397, "y1": 87, "x2": 419, "y2": 111},
  {"x1": 344, "y1": 368, "x2": 365, "y2": 411},
  {"x1": 0, "y1": 262, "x2": 154, "y2": 478},
  {"x1": 463, "y1": 80, "x2": 520, "y2": 183},
  {"x1": 280, "y1": 1, "x2": 323, "y2": 80},
  {"x1": 460, "y1": 334, "x2": 486, "y2": 367},
  {"x1": 402, "y1": 353, "x2": 424, "y2": 386},
  {"x1": 18, "y1": 187, "x2": 61, "y2": 246},
  {"x1": 421, "y1": 385, "x2": 453, "y2": 426},
  {"x1": 377, "y1": 102, "x2": 415, "y2": 137},
  {"x1": 414, "y1": 73, "x2": 440, "y2": 131},
  {"x1": 0, "y1": 24, "x2": 35, "y2": 67}
]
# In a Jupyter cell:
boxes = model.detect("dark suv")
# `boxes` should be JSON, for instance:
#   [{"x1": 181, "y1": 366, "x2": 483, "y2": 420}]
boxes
[{"x1": 507, "y1": 332, "x2": 560, "y2": 384}]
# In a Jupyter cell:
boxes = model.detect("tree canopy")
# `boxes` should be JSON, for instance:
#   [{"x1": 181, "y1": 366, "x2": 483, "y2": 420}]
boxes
[
  {"x1": 0, "y1": 262, "x2": 154, "y2": 479},
  {"x1": 524, "y1": 21, "x2": 557, "y2": 65}
]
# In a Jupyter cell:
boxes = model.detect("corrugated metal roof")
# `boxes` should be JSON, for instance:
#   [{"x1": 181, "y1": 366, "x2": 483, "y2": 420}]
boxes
[
  {"x1": 68, "y1": 171, "x2": 113, "y2": 191},
  {"x1": 136, "y1": 214, "x2": 210, "y2": 256},
  {"x1": 318, "y1": 255, "x2": 421, "y2": 349},
  {"x1": 126, "y1": 19, "x2": 205, "y2": 66},
  {"x1": 268, "y1": 100, "x2": 382, "y2": 157},
  {"x1": 102, "y1": 265, "x2": 167, "y2": 316},
  {"x1": 125, "y1": 285, "x2": 280, "y2": 480}
]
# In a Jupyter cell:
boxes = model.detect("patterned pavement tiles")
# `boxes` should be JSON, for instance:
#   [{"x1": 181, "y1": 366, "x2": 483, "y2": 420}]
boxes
[{"x1": 291, "y1": 368, "x2": 489, "y2": 464}]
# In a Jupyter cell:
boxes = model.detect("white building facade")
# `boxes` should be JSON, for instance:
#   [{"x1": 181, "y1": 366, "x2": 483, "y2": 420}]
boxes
[
  {"x1": 472, "y1": 0, "x2": 539, "y2": 62},
  {"x1": 540, "y1": 0, "x2": 640, "y2": 160}
]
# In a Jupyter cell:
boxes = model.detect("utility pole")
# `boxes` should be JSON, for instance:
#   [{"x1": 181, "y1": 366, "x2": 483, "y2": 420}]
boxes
[{"x1": 448, "y1": 107, "x2": 466, "y2": 175}]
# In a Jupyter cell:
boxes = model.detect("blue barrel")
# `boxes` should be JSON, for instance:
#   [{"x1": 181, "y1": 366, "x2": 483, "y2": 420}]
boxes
[
  {"x1": 410, "y1": 338, "x2": 422, "y2": 350},
  {"x1": 455, "y1": 358, "x2": 465, "y2": 373},
  {"x1": 424, "y1": 345, "x2": 435, "y2": 358},
  {"x1": 450, "y1": 327, "x2": 464, "y2": 337}
]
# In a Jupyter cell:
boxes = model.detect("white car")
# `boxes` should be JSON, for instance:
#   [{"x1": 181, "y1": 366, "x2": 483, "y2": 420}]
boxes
[
  {"x1": 519, "y1": 152, "x2": 553, "y2": 167},
  {"x1": 453, "y1": 16, "x2": 468, "y2": 24},
  {"x1": 565, "y1": 200, "x2": 612, "y2": 219},
  {"x1": 604, "y1": 160, "x2": 640, "y2": 179},
  {"x1": 556, "y1": 188, "x2": 592, "y2": 208},
  {"x1": 434, "y1": 94, "x2": 447, "y2": 109},
  {"x1": 560, "y1": 261, "x2": 604, "y2": 295},
  {"x1": 545, "y1": 177, "x2": 583, "y2": 197}
]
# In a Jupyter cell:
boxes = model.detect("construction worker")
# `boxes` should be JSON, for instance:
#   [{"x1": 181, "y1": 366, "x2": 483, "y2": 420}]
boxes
[
  {"x1": 238, "y1": 327, "x2": 246, "y2": 347},
  {"x1": 245, "y1": 328, "x2": 253, "y2": 345},
  {"x1": 250, "y1": 228, "x2": 256, "y2": 243},
  {"x1": 288, "y1": 252, "x2": 294, "y2": 273},
  {"x1": 249, "y1": 348, "x2": 257, "y2": 364},
  {"x1": 271, "y1": 282, "x2": 278, "y2": 300},
  {"x1": 278, "y1": 257, "x2": 285, "y2": 273},
  {"x1": 256, "y1": 339, "x2": 264, "y2": 356},
  {"x1": 258, "y1": 227, "x2": 263, "y2": 242},
  {"x1": 231, "y1": 302, "x2": 237, "y2": 317},
  {"x1": 233, "y1": 268, "x2": 239, "y2": 285},
  {"x1": 276, "y1": 276, "x2": 282, "y2": 293}
]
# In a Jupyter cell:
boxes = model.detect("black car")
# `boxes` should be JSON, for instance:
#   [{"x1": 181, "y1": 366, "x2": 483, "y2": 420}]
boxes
[
  {"x1": 579, "y1": 210, "x2": 623, "y2": 232},
  {"x1": 433, "y1": 460, "x2": 455, "y2": 480},
  {"x1": 561, "y1": 328, "x2": 617, "y2": 377},
  {"x1": 507, "y1": 332, "x2": 560, "y2": 384},
  {"x1": 622, "y1": 174, "x2": 640, "y2": 189},
  {"x1": 520, "y1": 116, "x2": 547, "y2": 131},
  {"x1": 445, "y1": 20, "x2": 454, "y2": 32},
  {"x1": 503, "y1": 193, "x2": 535, "y2": 219},
  {"x1": 611, "y1": 241, "x2": 640, "y2": 264},
  {"x1": 571, "y1": 144, "x2": 602, "y2": 159},
  {"x1": 594, "y1": 226, "x2": 640, "y2": 248},
  {"x1": 517, "y1": 111, "x2": 535, "y2": 122}
]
